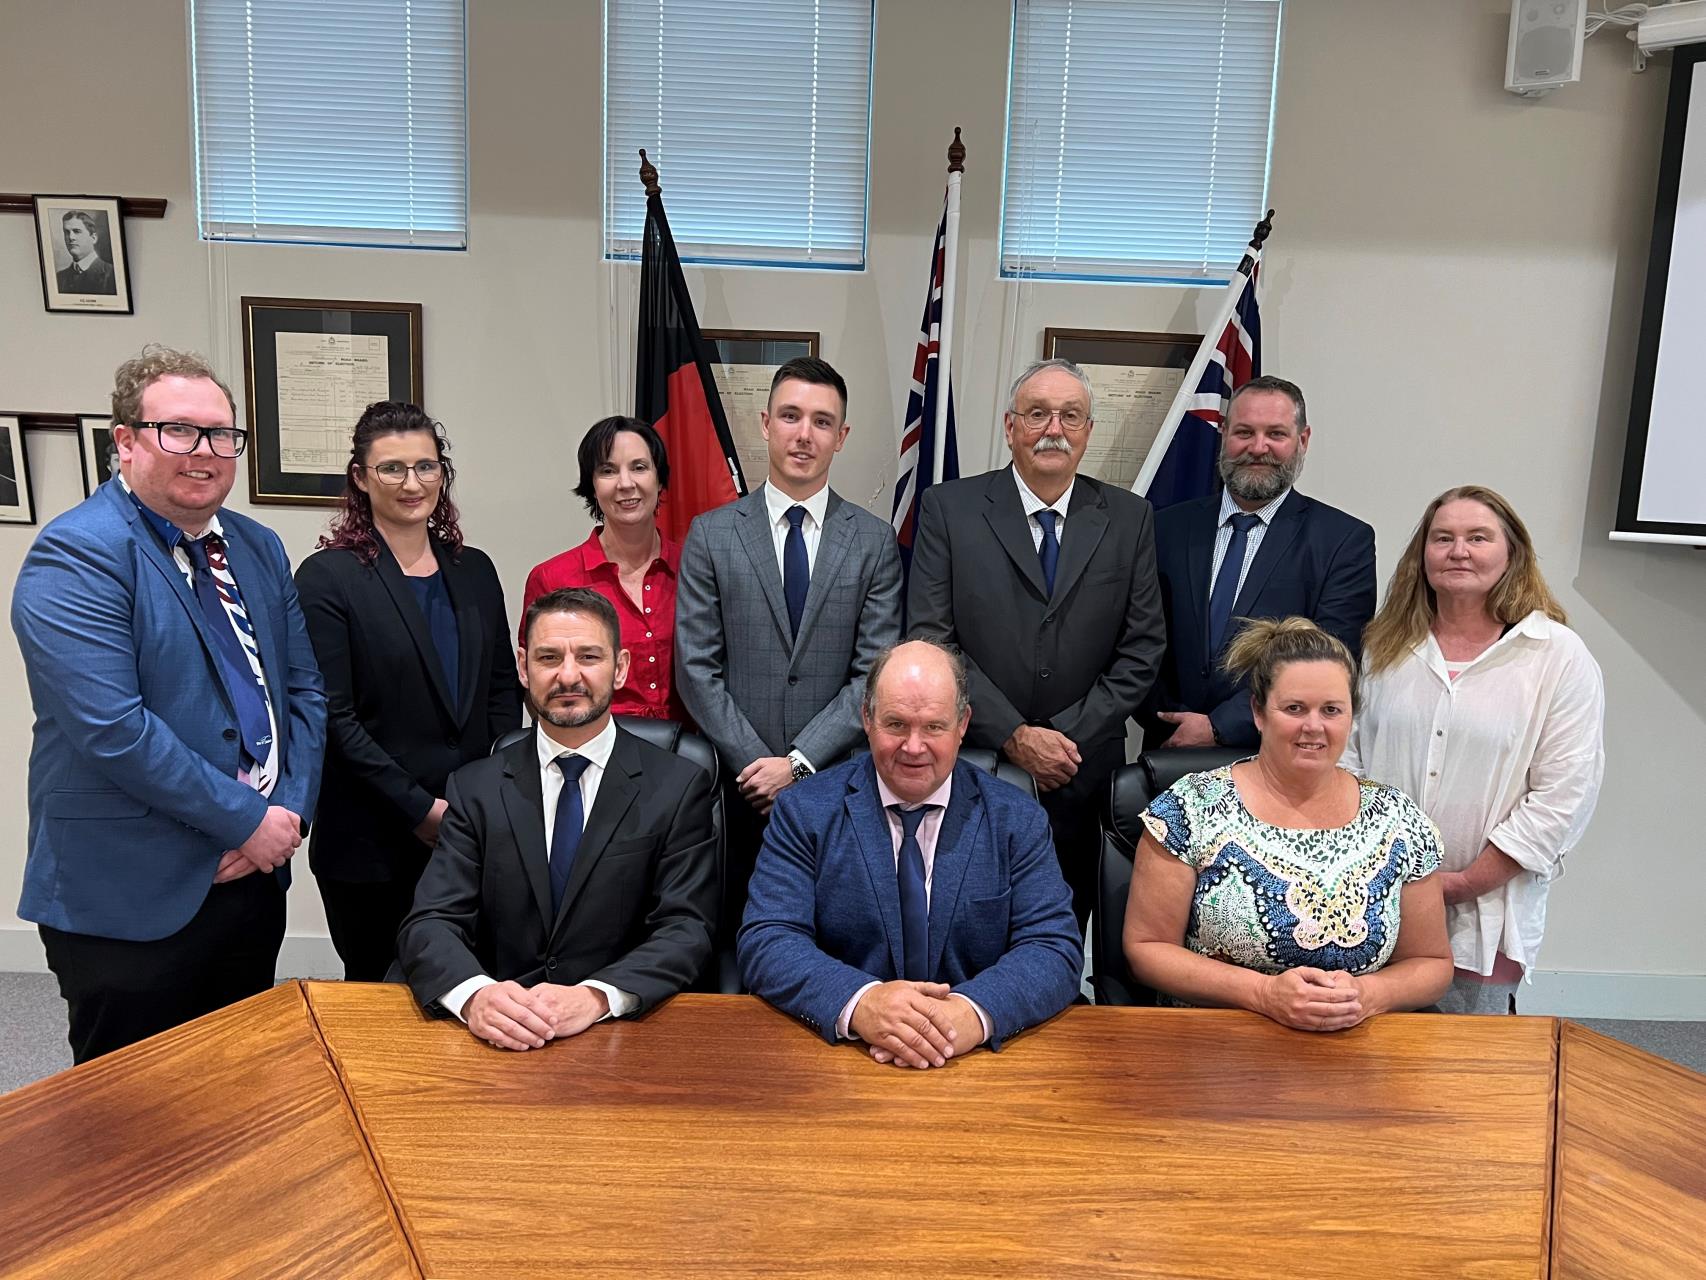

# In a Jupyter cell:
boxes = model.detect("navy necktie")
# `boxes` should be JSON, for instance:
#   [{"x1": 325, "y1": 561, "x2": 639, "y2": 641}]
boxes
[
  {"x1": 181, "y1": 536, "x2": 272, "y2": 765},
  {"x1": 1207, "y1": 512, "x2": 1262, "y2": 656},
  {"x1": 1036, "y1": 509, "x2": 1060, "y2": 597},
  {"x1": 550, "y1": 754, "x2": 593, "y2": 918},
  {"x1": 891, "y1": 804, "x2": 937, "y2": 982},
  {"x1": 783, "y1": 504, "x2": 809, "y2": 638}
]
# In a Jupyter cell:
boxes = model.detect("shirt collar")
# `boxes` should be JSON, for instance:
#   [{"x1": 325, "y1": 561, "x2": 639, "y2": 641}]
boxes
[
  {"x1": 118, "y1": 473, "x2": 223, "y2": 547},
  {"x1": 578, "y1": 525, "x2": 677, "y2": 576},
  {"x1": 1217, "y1": 486, "x2": 1289, "y2": 528},
  {"x1": 874, "y1": 767, "x2": 954, "y2": 814},
  {"x1": 1011, "y1": 467, "x2": 1074, "y2": 521},
  {"x1": 764, "y1": 480, "x2": 830, "y2": 531},
  {"x1": 536, "y1": 715, "x2": 618, "y2": 774}
]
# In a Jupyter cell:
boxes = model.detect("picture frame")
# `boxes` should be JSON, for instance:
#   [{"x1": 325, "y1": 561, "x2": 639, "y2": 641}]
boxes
[
  {"x1": 703, "y1": 329, "x2": 820, "y2": 493},
  {"x1": 78, "y1": 414, "x2": 119, "y2": 496},
  {"x1": 241, "y1": 296, "x2": 424, "y2": 506},
  {"x1": 1041, "y1": 327, "x2": 1202, "y2": 491},
  {"x1": 0, "y1": 416, "x2": 38, "y2": 524},
  {"x1": 33, "y1": 195, "x2": 134, "y2": 315}
]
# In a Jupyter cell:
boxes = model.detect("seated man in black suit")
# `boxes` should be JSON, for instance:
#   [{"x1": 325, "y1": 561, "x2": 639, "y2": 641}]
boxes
[
  {"x1": 1144, "y1": 374, "x2": 1376, "y2": 751},
  {"x1": 397, "y1": 587, "x2": 718, "y2": 1051}
]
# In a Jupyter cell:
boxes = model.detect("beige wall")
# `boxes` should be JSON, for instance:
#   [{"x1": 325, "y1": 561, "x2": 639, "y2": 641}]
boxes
[{"x1": 1, "y1": 1, "x2": 1699, "y2": 1010}]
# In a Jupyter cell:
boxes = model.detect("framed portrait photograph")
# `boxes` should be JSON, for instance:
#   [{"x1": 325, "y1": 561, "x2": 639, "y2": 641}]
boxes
[
  {"x1": 0, "y1": 416, "x2": 38, "y2": 524},
  {"x1": 704, "y1": 329, "x2": 819, "y2": 495},
  {"x1": 78, "y1": 414, "x2": 120, "y2": 496},
  {"x1": 241, "y1": 296, "x2": 424, "y2": 506},
  {"x1": 1041, "y1": 328, "x2": 1201, "y2": 490},
  {"x1": 33, "y1": 195, "x2": 133, "y2": 315}
]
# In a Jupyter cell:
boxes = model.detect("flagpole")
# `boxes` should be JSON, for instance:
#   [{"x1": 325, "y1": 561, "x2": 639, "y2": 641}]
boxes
[
  {"x1": 1131, "y1": 209, "x2": 1275, "y2": 496},
  {"x1": 931, "y1": 128, "x2": 965, "y2": 490}
]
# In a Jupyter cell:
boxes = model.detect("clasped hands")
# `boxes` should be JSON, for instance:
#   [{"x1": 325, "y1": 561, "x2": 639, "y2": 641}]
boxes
[
  {"x1": 213, "y1": 804, "x2": 303, "y2": 883},
  {"x1": 1258, "y1": 967, "x2": 1373, "y2": 1033},
  {"x1": 849, "y1": 980, "x2": 986, "y2": 1069},
  {"x1": 464, "y1": 981, "x2": 610, "y2": 1051},
  {"x1": 737, "y1": 756, "x2": 797, "y2": 814},
  {"x1": 1003, "y1": 725, "x2": 1080, "y2": 793}
]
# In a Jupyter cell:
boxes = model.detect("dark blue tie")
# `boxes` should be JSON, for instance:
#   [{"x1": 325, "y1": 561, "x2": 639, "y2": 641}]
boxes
[
  {"x1": 783, "y1": 504, "x2": 809, "y2": 638},
  {"x1": 550, "y1": 754, "x2": 593, "y2": 918},
  {"x1": 182, "y1": 536, "x2": 272, "y2": 765},
  {"x1": 891, "y1": 804, "x2": 936, "y2": 982},
  {"x1": 1036, "y1": 509, "x2": 1060, "y2": 597},
  {"x1": 1207, "y1": 512, "x2": 1262, "y2": 656}
]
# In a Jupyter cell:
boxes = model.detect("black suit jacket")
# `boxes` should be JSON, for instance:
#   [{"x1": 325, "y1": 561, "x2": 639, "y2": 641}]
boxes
[
  {"x1": 295, "y1": 539, "x2": 521, "y2": 883},
  {"x1": 1145, "y1": 488, "x2": 1376, "y2": 748},
  {"x1": 396, "y1": 726, "x2": 718, "y2": 1015},
  {"x1": 907, "y1": 466, "x2": 1166, "y2": 755}
]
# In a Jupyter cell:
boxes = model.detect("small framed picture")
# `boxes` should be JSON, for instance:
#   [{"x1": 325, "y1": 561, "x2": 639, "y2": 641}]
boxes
[
  {"x1": 0, "y1": 416, "x2": 38, "y2": 524},
  {"x1": 78, "y1": 415, "x2": 120, "y2": 496},
  {"x1": 32, "y1": 195, "x2": 134, "y2": 315}
]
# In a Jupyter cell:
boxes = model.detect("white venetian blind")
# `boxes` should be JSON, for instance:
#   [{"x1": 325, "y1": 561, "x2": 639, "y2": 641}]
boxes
[
  {"x1": 605, "y1": 0, "x2": 873, "y2": 268},
  {"x1": 1002, "y1": 0, "x2": 1281, "y2": 283},
  {"x1": 191, "y1": 0, "x2": 468, "y2": 248}
]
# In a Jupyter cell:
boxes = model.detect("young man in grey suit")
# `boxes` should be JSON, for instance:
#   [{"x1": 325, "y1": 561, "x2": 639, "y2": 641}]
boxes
[
  {"x1": 907, "y1": 357, "x2": 1166, "y2": 932},
  {"x1": 676, "y1": 356, "x2": 903, "y2": 937}
]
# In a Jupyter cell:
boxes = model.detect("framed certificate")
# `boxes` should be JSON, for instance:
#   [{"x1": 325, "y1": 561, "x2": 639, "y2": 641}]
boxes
[
  {"x1": 1042, "y1": 328, "x2": 1200, "y2": 491},
  {"x1": 704, "y1": 329, "x2": 819, "y2": 492},
  {"x1": 241, "y1": 297, "x2": 424, "y2": 506}
]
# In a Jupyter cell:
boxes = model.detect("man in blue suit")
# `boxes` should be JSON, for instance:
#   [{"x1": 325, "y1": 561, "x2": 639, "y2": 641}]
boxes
[
  {"x1": 738, "y1": 639, "x2": 1081, "y2": 1068},
  {"x1": 1144, "y1": 375, "x2": 1376, "y2": 751},
  {"x1": 11, "y1": 346, "x2": 326, "y2": 1062}
]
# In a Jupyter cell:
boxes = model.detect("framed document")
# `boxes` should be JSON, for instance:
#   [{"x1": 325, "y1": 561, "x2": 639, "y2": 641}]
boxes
[
  {"x1": 0, "y1": 416, "x2": 37, "y2": 524},
  {"x1": 33, "y1": 195, "x2": 133, "y2": 315},
  {"x1": 704, "y1": 329, "x2": 819, "y2": 491},
  {"x1": 1042, "y1": 328, "x2": 1200, "y2": 491},
  {"x1": 241, "y1": 297, "x2": 424, "y2": 506}
]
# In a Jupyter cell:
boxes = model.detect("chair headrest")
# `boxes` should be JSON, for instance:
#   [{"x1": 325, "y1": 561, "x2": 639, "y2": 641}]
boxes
[{"x1": 1104, "y1": 747, "x2": 1245, "y2": 850}]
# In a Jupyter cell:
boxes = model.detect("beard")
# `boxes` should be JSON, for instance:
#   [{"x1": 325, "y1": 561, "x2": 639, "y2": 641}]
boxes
[
  {"x1": 1219, "y1": 448, "x2": 1304, "y2": 503},
  {"x1": 528, "y1": 682, "x2": 612, "y2": 729}
]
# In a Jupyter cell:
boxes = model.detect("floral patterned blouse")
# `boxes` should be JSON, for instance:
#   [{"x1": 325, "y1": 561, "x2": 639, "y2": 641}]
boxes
[{"x1": 1141, "y1": 764, "x2": 1442, "y2": 979}]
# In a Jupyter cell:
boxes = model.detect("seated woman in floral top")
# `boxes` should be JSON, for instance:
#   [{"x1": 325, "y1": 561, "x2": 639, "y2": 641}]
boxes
[{"x1": 1123, "y1": 617, "x2": 1452, "y2": 1031}]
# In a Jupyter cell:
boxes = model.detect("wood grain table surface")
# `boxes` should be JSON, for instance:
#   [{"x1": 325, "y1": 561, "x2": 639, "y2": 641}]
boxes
[
  {"x1": 306, "y1": 983, "x2": 1561, "y2": 1280},
  {"x1": 0, "y1": 982, "x2": 418, "y2": 1280}
]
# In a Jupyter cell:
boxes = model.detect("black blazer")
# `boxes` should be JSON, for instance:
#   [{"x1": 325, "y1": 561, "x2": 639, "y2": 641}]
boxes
[
  {"x1": 907, "y1": 466, "x2": 1166, "y2": 755},
  {"x1": 295, "y1": 538, "x2": 521, "y2": 882},
  {"x1": 396, "y1": 726, "x2": 718, "y2": 1015},
  {"x1": 1144, "y1": 488, "x2": 1376, "y2": 749}
]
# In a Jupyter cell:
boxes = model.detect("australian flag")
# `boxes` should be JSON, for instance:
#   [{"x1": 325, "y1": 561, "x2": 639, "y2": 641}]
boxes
[{"x1": 890, "y1": 195, "x2": 959, "y2": 575}]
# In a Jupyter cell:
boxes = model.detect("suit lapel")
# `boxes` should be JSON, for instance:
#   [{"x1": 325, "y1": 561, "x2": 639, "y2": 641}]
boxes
[
  {"x1": 847, "y1": 758, "x2": 906, "y2": 978},
  {"x1": 553, "y1": 729, "x2": 641, "y2": 933},
  {"x1": 121, "y1": 490, "x2": 234, "y2": 718},
  {"x1": 925, "y1": 764, "x2": 982, "y2": 979},
  {"x1": 793, "y1": 491, "x2": 852, "y2": 661},
  {"x1": 1231, "y1": 490, "x2": 1307, "y2": 619},
  {"x1": 375, "y1": 542, "x2": 457, "y2": 721},
  {"x1": 499, "y1": 736, "x2": 555, "y2": 933},
  {"x1": 438, "y1": 542, "x2": 484, "y2": 728},
  {"x1": 1188, "y1": 499, "x2": 1220, "y2": 662},
  {"x1": 735, "y1": 488, "x2": 793, "y2": 645},
  {"x1": 1051, "y1": 479, "x2": 1108, "y2": 604},
  {"x1": 983, "y1": 468, "x2": 1049, "y2": 601}
]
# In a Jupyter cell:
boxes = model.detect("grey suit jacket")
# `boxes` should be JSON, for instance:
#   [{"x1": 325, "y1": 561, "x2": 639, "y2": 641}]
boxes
[{"x1": 676, "y1": 484, "x2": 902, "y2": 773}]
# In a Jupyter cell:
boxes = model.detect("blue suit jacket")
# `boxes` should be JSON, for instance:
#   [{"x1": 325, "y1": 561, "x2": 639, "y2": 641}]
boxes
[
  {"x1": 1146, "y1": 488, "x2": 1376, "y2": 749},
  {"x1": 737, "y1": 755, "x2": 1082, "y2": 1049},
  {"x1": 11, "y1": 479, "x2": 327, "y2": 941}
]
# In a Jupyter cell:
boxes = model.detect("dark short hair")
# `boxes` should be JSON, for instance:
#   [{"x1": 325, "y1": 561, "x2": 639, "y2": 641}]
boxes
[
  {"x1": 573, "y1": 416, "x2": 670, "y2": 521},
  {"x1": 862, "y1": 639, "x2": 970, "y2": 721},
  {"x1": 769, "y1": 356, "x2": 847, "y2": 416},
  {"x1": 523, "y1": 586, "x2": 621, "y2": 654},
  {"x1": 1227, "y1": 375, "x2": 1307, "y2": 432},
  {"x1": 62, "y1": 210, "x2": 99, "y2": 235}
]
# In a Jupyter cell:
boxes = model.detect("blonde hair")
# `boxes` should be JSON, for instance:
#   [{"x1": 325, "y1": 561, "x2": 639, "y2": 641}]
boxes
[
  {"x1": 111, "y1": 344, "x2": 237, "y2": 428},
  {"x1": 1362, "y1": 484, "x2": 1566, "y2": 675},
  {"x1": 1222, "y1": 616, "x2": 1358, "y2": 712}
]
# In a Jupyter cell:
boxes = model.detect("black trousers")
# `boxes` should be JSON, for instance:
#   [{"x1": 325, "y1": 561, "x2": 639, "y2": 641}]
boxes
[
  {"x1": 1038, "y1": 737, "x2": 1125, "y2": 937},
  {"x1": 318, "y1": 874, "x2": 423, "y2": 982},
  {"x1": 39, "y1": 870, "x2": 285, "y2": 1064},
  {"x1": 719, "y1": 779, "x2": 771, "y2": 951}
]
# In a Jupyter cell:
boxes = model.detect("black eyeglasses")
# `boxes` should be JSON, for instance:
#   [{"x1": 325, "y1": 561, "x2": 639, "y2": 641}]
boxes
[
  {"x1": 132, "y1": 421, "x2": 249, "y2": 458},
  {"x1": 362, "y1": 460, "x2": 446, "y2": 486}
]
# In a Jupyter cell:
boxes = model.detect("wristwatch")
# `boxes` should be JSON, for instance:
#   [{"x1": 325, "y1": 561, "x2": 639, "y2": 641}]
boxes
[{"x1": 787, "y1": 749, "x2": 813, "y2": 782}]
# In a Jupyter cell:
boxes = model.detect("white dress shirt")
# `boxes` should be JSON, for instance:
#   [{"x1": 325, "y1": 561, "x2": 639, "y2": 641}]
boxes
[
  {"x1": 1207, "y1": 487, "x2": 1290, "y2": 601},
  {"x1": 439, "y1": 719, "x2": 639, "y2": 1021},
  {"x1": 835, "y1": 772, "x2": 993, "y2": 1044},
  {"x1": 1342, "y1": 612, "x2": 1605, "y2": 975},
  {"x1": 763, "y1": 480, "x2": 829, "y2": 574},
  {"x1": 1011, "y1": 468, "x2": 1076, "y2": 552}
]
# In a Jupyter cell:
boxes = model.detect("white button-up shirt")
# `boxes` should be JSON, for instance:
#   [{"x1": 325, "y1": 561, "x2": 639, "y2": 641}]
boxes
[
  {"x1": 1011, "y1": 468, "x2": 1075, "y2": 553},
  {"x1": 1207, "y1": 487, "x2": 1289, "y2": 601},
  {"x1": 763, "y1": 480, "x2": 829, "y2": 575},
  {"x1": 1342, "y1": 611, "x2": 1605, "y2": 975}
]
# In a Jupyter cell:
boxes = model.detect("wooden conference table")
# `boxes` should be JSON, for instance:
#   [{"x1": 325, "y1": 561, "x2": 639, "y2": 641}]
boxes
[{"x1": 1, "y1": 983, "x2": 1703, "y2": 1279}]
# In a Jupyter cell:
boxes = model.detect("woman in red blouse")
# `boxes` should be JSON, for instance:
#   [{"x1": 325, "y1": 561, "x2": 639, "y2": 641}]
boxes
[{"x1": 521, "y1": 417, "x2": 684, "y2": 721}]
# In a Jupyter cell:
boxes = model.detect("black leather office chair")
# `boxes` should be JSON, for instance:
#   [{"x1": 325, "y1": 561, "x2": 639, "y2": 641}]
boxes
[
  {"x1": 1093, "y1": 746, "x2": 1243, "y2": 1006},
  {"x1": 492, "y1": 717, "x2": 738, "y2": 993}
]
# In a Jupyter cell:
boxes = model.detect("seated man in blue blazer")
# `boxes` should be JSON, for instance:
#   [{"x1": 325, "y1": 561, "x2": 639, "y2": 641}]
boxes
[
  {"x1": 738, "y1": 639, "x2": 1082, "y2": 1068},
  {"x1": 1144, "y1": 375, "x2": 1376, "y2": 751}
]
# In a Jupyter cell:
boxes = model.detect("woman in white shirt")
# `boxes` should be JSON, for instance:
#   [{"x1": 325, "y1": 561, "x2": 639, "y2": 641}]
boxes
[{"x1": 1345, "y1": 485, "x2": 1605, "y2": 1014}]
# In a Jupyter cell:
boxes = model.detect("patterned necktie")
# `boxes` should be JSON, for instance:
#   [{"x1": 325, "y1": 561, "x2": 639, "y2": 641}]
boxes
[
  {"x1": 783, "y1": 505, "x2": 809, "y2": 638},
  {"x1": 551, "y1": 755, "x2": 593, "y2": 918},
  {"x1": 890, "y1": 804, "x2": 938, "y2": 982},
  {"x1": 1207, "y1": 512, "x2": 1263, "y2": 656},
  {"x1": 1036, "y1": 509, "x2": 1060, "y2": 597},
  {"x1": 182, "y1": 535, "x2": 274, "y2": 773}
]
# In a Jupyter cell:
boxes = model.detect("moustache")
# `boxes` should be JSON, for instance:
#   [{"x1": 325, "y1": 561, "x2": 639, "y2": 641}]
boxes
[
  {"x1": 547, "y1": 684, "x2": 590, "y2": 700},
  {"x1": 1031, "y1": 436, "x2": 1073, "y2": 456}
]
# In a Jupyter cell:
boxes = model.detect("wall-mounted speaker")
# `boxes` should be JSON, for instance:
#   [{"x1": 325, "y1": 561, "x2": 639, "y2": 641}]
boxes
[{"x1": 1506, "y1": 0, "x2": 1588, "y2": 97}]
